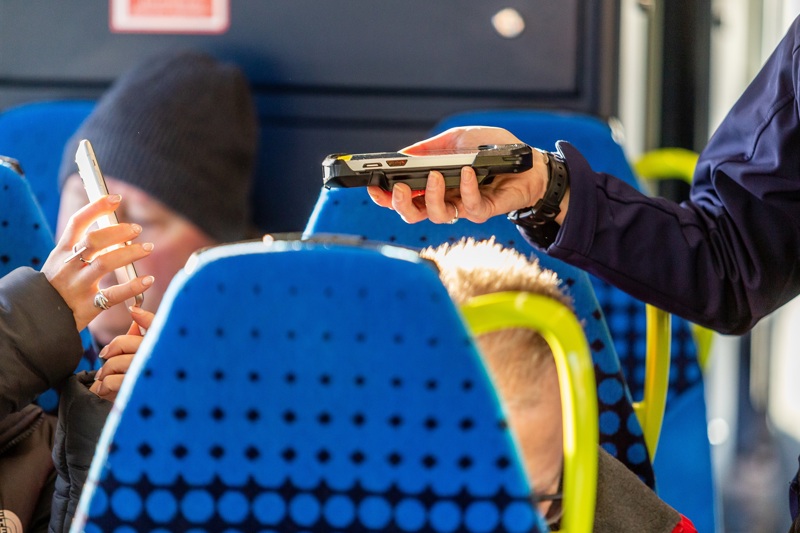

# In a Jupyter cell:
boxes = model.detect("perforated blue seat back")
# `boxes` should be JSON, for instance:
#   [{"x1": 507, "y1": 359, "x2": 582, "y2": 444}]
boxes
[
  {"x1": 0, "y1": 160, "x2": 53, "y2": 275},
  {"x1": 431, "y1": 110, "x2": 714, "y2": 532},
  {"x1": 77, "y1": 241, "x2": 547, "y2": 533},
  {"x1": 0, "y1": 160, "x2": 96, "y2": 413},
  {"x1": 0, "y1": 100, "x2": 95, "y2": 232},
  {"x1": 305, "y1": 189, "x2": 655, "y2": 488}
]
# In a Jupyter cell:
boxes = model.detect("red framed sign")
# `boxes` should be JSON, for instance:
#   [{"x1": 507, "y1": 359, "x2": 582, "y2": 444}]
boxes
[{"x1": 110, "y1": 0, "x2": 230, "y2": 34}]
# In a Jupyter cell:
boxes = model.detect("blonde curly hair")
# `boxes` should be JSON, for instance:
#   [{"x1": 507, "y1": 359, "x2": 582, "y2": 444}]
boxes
[{"x1": 421, "y1": 237, "x2": 573, "y2": 404}]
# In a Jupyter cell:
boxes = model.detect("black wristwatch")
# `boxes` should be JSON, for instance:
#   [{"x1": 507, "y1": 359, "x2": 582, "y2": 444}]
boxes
[{"x1": 507, "y1": 150, "x2": 569, "y2": 247}]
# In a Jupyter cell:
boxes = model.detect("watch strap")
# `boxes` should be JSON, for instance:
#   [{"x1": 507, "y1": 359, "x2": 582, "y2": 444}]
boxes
[{"x1": 507, "y1": 151, "x2": 569, "y2": 247}]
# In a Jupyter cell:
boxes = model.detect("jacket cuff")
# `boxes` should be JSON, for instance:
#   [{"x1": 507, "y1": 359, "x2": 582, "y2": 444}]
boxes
[
  {"x1": 550, "y1": 141, "x2": 599, "y2": 256},
  {"x1": 516, "y1": 141, "x2": 598, "y2": 256}
]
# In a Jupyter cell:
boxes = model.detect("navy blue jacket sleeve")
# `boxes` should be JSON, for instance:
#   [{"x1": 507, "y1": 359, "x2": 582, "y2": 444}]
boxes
[{"x1": 522, "y1": 17, "x2": 800, "y2": 335}]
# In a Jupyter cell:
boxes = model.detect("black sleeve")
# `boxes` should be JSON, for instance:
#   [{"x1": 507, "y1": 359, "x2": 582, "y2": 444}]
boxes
[{"x1": 0, "y1": 267, "x2": 84, "y2": 419}]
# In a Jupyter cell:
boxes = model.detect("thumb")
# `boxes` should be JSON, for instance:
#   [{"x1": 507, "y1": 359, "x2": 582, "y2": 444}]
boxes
[{"x1": 129, "y1": 306, "x2": 155, "y2": 334}]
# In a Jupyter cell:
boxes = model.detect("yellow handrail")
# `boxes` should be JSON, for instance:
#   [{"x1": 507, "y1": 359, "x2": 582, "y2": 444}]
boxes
[
  {"x1": 632, "y1": 305, "x2": 671, "y2": 461},
  {"x1": 461, "y1": 291, "x2": 597, "y2": 533},
  {"x1": 635, "y1": 147, "x2": 714, "y2": 369},
  {"x1": 633, "y1": 147, "x2": 699, "y2": 185}
]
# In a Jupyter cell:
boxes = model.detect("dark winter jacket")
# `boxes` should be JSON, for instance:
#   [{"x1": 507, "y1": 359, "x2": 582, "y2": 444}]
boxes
[
  {"x1": 49, "y1": 371, "x2": 111, "y2": 533},
  {"x1": 0, "y1": 406, "x2": 56, "y2": 533},
  {"x1": 0, "y1": 267, "x2": 84, "y2": 532}
]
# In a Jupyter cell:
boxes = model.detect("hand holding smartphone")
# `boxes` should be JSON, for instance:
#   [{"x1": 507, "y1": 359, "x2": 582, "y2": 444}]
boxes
[
  {"x1": 75, "y1": 139, "x2": 144, "y2": 308},
  {"x1": 322, "y1": 143, "x2": 533, "y2": 192}
]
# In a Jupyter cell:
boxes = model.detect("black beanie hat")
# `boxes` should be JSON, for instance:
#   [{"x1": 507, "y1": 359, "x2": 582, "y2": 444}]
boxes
[{"x1": 59, "y1": 50, "x2": 258, "y2": 242}]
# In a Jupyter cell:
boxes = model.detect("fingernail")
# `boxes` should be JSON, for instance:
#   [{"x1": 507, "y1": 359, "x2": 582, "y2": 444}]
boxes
[
  {"x1": 98, "y1": 346, "x2": 109, "y2": 359},
  {"x1": 109, "y1": 194, "x2": 122, "y2": 204},
  {"x1": 129, "y1": 303, "x2": 148, "y2": 315},
  {"x1": 131, "y1": 224, "x2": 142, "y2": 234},
  {"x1": 142, "y1": 275, "x2": 155, "y2": 286},
  {"x1": 142, "y1": 242, "x2": 154, "y2": 252},
  {"x1": 393, "y1": 185, "x2": 405, "y2": 201}
]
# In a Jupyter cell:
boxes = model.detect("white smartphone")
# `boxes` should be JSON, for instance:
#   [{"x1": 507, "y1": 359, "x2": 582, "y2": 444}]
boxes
[{"x1": 75, "y1": 139, "x2": 144, "y2": 308}]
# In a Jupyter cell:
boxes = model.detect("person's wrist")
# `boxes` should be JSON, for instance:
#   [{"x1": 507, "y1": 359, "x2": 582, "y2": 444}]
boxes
[
  {"x1": 507, "y1": 150, "x2": 570, "y2": 247},
  {"x1": 523, "y1": 149, "x2": 550, "y2": 209}
]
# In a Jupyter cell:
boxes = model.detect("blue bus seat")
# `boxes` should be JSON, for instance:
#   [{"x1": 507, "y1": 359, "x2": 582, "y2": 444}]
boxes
[
  {"x1": 0, "y1": 157, "x2": 53, "y2": 274},
  {"x1": 74, "y1": 239, "x2": 548, "y2": 532},
  {"x1": 430, "y1": 109, "x2": 715, "y2": 532},
  {"x1": 0, "y1": 157, "x2": 96, "y2": 413},
  {"x1": 305, "y1": 187, "x2": 656, "y2": 489},
  {"x1": 0, "y1": 100, "x2": 95, "y2": 232}
]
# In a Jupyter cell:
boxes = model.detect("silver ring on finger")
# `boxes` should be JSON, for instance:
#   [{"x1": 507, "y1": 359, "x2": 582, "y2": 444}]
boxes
[
  {"x1": 64, "y1": 244, "x2": 88, "y2": 264},
  {"x1": 93, "y1": 289, "x2": 111, "y2": 311},
  {"x1": 446, "y1": 202, "x2": 459, "y2": 224}
]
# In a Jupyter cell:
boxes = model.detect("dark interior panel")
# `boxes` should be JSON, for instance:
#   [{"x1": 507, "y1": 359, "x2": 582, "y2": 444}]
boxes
[{"x1": 0, "y1": 1, "x2": 619, "y2": 232}]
